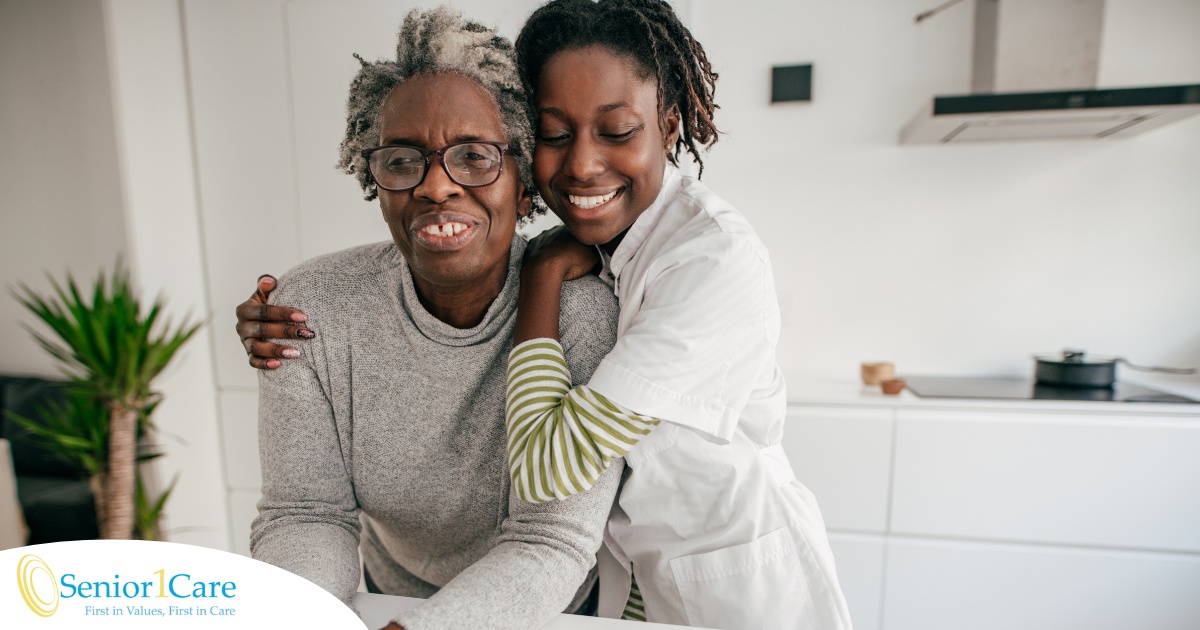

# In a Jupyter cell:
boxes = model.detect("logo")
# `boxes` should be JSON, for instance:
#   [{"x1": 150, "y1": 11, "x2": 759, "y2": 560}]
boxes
[
  {"x1": 2, "y1": 540, "x2": 363, "y2": 626},
  {"x1": 17, "y1": 554, "x2": 60, "y2": 617}
]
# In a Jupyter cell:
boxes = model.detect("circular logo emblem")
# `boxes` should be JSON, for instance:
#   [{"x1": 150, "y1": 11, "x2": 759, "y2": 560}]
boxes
[{"x1": 17, "y1": 554, "x2": 59, "y2": 617}]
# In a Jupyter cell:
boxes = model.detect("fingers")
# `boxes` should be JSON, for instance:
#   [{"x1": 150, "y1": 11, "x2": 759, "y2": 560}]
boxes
[
  {"x1": 242, "y1": 275, "x2": 308, "y2": 320},
  {"x1": 236, "y1": 274, "x2": 311, "y2": 371},
  {"x1": 253, "y1": 274, "x2": 280, "y2": 303},
  {"x1": 249, "y1": 355, "x2": 281, "y2": 370},
  {"x1": 245, "y1": 340, "x2": 303, "y2": 371},
  {"x1": 235, "y1": 320, "x2": 314, "y2": 342},
  {"x1": 248, "y1": 339, "x2": 301, "y2": 359},
  {"x1": 236, "y1": 301, "x2": 310, "y2": 325}
]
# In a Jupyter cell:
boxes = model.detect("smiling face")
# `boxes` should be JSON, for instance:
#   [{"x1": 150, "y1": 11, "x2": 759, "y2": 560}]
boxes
[
  {"x1": 376, "y1": 73, "x2": 530, "y2": 299},
  {"x1": 533, "y1": 45, "x2": 679, "y2": 250}
]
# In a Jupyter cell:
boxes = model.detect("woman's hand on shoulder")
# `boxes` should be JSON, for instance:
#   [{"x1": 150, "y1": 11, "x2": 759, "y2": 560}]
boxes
[
  {"x1": 524, "y1": 225, "x2": 599, "y2": 283},
  {"x1": 235, "y1": 274, "x2": 314, "y2": 370}
]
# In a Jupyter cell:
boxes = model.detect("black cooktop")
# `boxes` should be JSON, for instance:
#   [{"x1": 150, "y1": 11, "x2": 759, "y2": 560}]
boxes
[{"x1": 904, "y1": 376, "x2": 1198, "y2": 404}]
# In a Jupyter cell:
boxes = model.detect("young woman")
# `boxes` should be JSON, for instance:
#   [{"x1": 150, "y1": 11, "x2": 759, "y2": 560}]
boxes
[{"x1": 502, "y1": 1, "x2": 852, "y2": 628}]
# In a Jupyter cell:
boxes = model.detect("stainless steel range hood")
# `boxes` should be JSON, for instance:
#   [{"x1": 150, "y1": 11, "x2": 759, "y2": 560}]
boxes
[{"x1": 900, "y1": 0, "x2": 1200, "y2": 144}]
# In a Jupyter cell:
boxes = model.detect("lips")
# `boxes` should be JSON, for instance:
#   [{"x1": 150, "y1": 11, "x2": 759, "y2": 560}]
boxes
[{"x1": 410, "y1": 212, "x2": 480, "y2": 251}]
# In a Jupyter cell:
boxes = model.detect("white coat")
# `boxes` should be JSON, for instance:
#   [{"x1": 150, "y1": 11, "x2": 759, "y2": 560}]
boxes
[{"x1": 587, "y1": 166, "x2": 852, "y2": 630}]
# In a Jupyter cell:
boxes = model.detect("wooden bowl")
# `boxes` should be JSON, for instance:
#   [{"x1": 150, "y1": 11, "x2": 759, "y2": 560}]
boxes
[
  {"x1": 880, "y1": 378, "x2": 907, "y2": 395},
  {"x1": 861, "y1": 362, "x2": 895, "y2": 385}
]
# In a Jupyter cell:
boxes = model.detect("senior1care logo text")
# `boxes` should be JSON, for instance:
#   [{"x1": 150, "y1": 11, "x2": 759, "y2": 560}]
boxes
[
  {"x1": 16, "y1": 552, "x2": 236, "y2": 618},
  {"x1": 2, "y1": 540, "x2": 364, "y2": 629}
]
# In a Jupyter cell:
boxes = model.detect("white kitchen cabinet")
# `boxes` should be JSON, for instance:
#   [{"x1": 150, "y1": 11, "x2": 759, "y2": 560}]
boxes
[
  {"x1": 827, "y1": 534, "x2": 886, "y2": 630},
  {"x1": 890, "y1": 408, "x2": 1200, "y2": 552},
  {"x1": 783, "y1": 379, "x2": 1200, "y2": 630},
  {"x1": 882, "y1": 536, "x2": 1200, "y2": 630},
  {"x1": 784, "y1": 406, "x2": 894, "y2": 533}
]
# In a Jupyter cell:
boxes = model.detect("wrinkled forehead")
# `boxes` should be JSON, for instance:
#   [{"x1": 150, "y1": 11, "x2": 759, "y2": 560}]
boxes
[{"x1": 378, "y1": 72, "x2": 507, "y2": 146}]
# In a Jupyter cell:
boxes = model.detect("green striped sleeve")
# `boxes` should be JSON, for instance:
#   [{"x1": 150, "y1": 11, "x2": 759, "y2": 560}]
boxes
[
  {"x1": 506, "y1": 338, "x2": 660, "y2": 504},
  {"x1": 621, "y1": 574, "x2": 646, "y2": 622}
]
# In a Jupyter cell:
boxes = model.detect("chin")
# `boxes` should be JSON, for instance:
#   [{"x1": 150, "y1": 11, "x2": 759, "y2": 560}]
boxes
[
  {"x1": 410, "y1": 252, "x2": 477, "y2": 280},
  {"x1": 550, "y1": 214, "x2": 604, "y2": 244},
  {"x1": 561, "y1": 225, "x2": 610, "y2": 247}
]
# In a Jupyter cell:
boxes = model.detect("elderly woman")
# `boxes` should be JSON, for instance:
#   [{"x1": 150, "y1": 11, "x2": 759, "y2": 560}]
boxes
[{"x1": 247, "y1": 8, "x2": 621, "y2": 630}]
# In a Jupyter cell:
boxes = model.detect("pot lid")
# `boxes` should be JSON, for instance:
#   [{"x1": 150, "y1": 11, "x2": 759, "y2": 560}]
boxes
[{"x1": 1033, "y1": 349, "x2": 1119, "y2": 365}]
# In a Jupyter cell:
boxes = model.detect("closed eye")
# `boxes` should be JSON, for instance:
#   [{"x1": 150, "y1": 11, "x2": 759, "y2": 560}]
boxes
[
  {"x1": 537, "y1": 134, "x2": 571, "y2": 146},
  {"x1": 602, "y1": 126, "x2": 642, "y2": 141}
]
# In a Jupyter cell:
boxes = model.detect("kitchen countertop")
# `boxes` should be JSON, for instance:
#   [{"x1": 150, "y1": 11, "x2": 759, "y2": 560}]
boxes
[
  {"x1": 351, "y1": 593, "x2": 692, "y2": 630},
  {"x1": 787, "y1": 374, "x2": 1200, "y2": 415}
]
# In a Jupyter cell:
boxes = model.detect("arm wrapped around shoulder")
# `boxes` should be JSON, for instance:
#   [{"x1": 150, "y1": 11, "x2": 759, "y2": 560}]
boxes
[{"x1": 506, "y1": 338, "x2": 659, "y2": 503}]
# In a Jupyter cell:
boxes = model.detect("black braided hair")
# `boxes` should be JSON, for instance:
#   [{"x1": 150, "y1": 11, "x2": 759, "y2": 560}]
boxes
[{"x1": 515, "y1": 0, "x2": 720, "y2": 177}]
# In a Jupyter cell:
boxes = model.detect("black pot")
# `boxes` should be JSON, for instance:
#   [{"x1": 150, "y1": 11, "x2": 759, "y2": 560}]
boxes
[{"x1": 1033, "y1": 350, "x2": 1195, "y2": 388}]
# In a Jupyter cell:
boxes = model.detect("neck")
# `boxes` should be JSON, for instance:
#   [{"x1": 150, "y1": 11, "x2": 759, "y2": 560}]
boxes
[
  {"x1": 410, "y1": 258, "x2": 509, "y2": 330},
  {"x1": 600, "y1": 226, "x2": 631, "y2": 255}
]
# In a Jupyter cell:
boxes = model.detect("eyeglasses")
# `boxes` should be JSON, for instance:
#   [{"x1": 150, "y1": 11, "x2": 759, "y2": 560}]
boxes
[{"x1": 361, "y1": 141, "x2": 510, "y2": 191}]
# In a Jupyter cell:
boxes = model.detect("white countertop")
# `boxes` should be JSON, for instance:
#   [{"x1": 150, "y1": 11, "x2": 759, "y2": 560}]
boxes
[
  {"x1": 787, "y1": 374, "x2": 1200, "y2": 415},
  {"x1": 352, "y1": 593, "x2": 691, "y2": 630}
]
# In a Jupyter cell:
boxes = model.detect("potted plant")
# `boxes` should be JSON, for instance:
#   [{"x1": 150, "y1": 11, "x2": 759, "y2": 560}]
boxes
[{"x1": 10, "y1": 263, "x2": 198, "y2": 540}]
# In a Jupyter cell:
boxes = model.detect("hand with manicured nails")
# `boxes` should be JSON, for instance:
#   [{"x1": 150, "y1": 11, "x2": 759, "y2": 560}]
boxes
[{"x1": 235, "y1": 275, "x2": 314, "y2": 369}]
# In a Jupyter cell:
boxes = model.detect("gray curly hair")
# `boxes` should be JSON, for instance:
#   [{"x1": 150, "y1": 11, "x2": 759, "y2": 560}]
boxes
[{"x1": 336, "y1": 6, "x2": 539, "y2": 214}]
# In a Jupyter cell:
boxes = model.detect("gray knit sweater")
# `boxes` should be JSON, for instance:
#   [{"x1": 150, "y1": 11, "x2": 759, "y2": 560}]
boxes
[{"x1": 250, "y1": 236, "x2": 622, "y2": 630}]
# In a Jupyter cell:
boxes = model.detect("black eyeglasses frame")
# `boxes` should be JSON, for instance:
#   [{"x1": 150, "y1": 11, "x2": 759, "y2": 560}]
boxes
[{"x1": 360, "y1": 141, "x2": 511, "y2": 192}]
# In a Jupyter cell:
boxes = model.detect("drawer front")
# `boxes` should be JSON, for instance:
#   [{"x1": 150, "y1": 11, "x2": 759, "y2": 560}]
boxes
[
  {"x1": 891, "y1": 409, "x2": 1200, "y2": 551},
  {"x1": 828, "y1": 534, "x2": 885, "y2": 630},
  {"x1": 785, "y1": 406, "x2": 894, "y2": 533},
  {"x1": 882, "y1": 537, "x2": 1200, "y2": 630}
]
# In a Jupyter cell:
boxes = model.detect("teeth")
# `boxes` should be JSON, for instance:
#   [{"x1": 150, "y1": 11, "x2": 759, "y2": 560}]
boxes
[
  {"x1": 421, "y1": 222, "x2": 468, "y2": 237},
  {"x1": 567, "y1": 190, "x2": 618, "y2": 209}
]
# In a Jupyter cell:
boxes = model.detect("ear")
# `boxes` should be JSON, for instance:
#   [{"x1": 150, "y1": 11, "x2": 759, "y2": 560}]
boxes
[
  {"x1": 663, "y1": 106, "x2": 681, "y2": 153},
  {"x1": 516, "y1": 181, "x2": 533, "y2": 220}
]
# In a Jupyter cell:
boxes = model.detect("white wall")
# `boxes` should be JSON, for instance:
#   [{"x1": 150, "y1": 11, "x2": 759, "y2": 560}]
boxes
[
  {"x1": 688, "y1": 0, "x2": 1200, "y2": 380},
  {"x1": 102, "y1": 0, "x2": 229, "y2": 551},
  {"x1": 0, "y1": 0, "x2": 127, "y2": 377},
  {"x1": 0, "y1": 0, "x2": 230, "y2": 550}
]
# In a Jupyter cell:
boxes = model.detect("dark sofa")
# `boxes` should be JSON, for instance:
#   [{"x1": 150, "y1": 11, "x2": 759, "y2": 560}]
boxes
[{"x1": 0, "y1": 375, "x2": 98, "y2": 543}]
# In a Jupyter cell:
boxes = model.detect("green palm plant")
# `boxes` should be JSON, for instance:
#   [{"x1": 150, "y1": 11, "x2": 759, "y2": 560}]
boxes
[{"x1": 10, "y1": 263, "x2": 199, "y2": 540}]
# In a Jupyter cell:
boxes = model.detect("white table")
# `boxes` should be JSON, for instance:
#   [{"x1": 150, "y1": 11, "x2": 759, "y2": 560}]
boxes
[{"x1": 352, "y1": 593, "x2": 691, "y2": 630}]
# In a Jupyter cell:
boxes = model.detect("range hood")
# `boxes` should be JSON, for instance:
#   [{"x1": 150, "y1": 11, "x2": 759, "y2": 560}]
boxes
[{"x1": 901, "y1": 0, "x2": 1200, "y2": 144}]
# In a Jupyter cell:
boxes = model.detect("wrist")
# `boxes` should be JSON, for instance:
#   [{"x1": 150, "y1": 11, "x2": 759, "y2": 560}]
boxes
[
  {"x1": 515, "y1": 263, "x2": 565, "y2": 345},
  {"x1": 521, "y1": 256, "x2": 570, "y2": 284}
]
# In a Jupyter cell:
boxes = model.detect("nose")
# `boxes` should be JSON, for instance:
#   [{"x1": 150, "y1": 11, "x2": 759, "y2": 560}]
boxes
[
  {"x1": 412, "y1": 156, "x2": 463, "y2": 204},
  {"x1": 562, "y1": 136, "x2": 605, "y2": 182}
]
